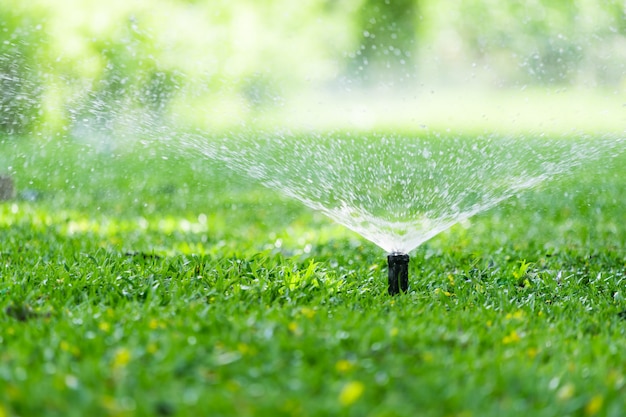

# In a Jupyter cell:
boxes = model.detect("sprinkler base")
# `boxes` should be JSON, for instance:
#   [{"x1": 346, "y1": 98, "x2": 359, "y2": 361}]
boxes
[{"x1": 387, "y1": 252, "x2": 409, "y2": 295}]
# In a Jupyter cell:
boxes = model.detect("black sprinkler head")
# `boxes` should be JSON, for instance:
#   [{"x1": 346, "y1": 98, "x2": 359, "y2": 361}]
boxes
[{"x1": 387, "y1": 252, "x2": 409, "y2": 295}]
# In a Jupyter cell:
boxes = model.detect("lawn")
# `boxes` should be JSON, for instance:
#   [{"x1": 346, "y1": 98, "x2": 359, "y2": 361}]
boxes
[{"x1": 1, "y1": 132, "x2": 626, "y2": 417}]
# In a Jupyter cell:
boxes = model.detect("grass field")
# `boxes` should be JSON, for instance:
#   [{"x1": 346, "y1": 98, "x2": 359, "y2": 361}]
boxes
[{"x1": 1, "y1": 132, "x2": 626, "y2": 417}]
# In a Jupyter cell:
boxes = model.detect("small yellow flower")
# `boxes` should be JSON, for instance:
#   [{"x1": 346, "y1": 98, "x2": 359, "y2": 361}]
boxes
[
  {"x1": 59, "y1": 341, "x2": 80, "y2": 356},
  {"x1": 98, "y1": 322, "x2": 111, "y2": 332},
  {"x1": 585, "y1": 395, "x2": 603, "y2": 416},
  {"x1": 300, "y1": 307, "x2": 316, "y2": 319},
  {"x1": 389, "y1": 327, "x2": 399, "y2": 337},
  {"x1": 527, "y1": 348, "x2": 539, "y2": 359},
  {"x1": 335, "y1": 360, "x2": 355, "y2": 373},
  {"x1": 447, "y1": 274, "x2": 455, "y2": 286},
  {"x1": 148, "y1": 319, "x2": 160, "y2": 330},
  {"x1": 502, "y1": 330, "x2": 521, "y2": 344},
  {"x1": 112, "y1": 347, "x2": 131, "y2": 368},
  {"x1": 339, "y1": 381, "x2": 364, "y2": 406},
  {"x1": 0, "y1": 404, "x2": 7, "y2": 417},
  {"x1": 288, "y1": 322, "x2": 299, "y2": 334},
  {"x1": 237, "y1": 343, "x2": 256, "y2": 356},
  {"x1": 505, "y1": 311, "x2": 525, "y2": 321}
]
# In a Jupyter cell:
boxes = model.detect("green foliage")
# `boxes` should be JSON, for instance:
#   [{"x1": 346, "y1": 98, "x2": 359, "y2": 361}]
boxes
[
  {"x1": 350, "y1": 0, "x2": 420, "y2": 85},
  {"x1": 68, "y1": 16, "x2": 182, "y2": 135},
  {"x1": 423, "y1": 0, "x2": 626, "y2": 86}
]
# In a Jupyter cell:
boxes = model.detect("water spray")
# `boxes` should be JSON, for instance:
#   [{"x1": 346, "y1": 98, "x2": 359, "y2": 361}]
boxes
[{"x1": 387, "y1": 252, "x2": 409, "y2": 295}]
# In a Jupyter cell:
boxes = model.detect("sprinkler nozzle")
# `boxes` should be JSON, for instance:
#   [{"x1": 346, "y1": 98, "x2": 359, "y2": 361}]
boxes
[{"x1": 387, "y1": 252, "x2": 409, "y2": 295}]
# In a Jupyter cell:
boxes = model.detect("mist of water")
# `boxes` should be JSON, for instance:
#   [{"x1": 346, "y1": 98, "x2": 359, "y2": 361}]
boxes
[{"x1": 157, "y1": 127, "x2": 624, "y2": 254}]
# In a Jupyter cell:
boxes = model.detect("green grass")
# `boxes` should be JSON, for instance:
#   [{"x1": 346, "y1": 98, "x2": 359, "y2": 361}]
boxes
[{"x1": 1, "y1": 133, "x2": 626, "y2": 417}]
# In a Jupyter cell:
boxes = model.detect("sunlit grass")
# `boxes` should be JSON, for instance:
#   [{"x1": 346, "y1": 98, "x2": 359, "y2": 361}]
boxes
[
  {"x1": 1, "y1": 134, "x2": 626, "y2": 416},
  {"x1": 251, "y1": 87, "x2": 626, "y2": 133}
]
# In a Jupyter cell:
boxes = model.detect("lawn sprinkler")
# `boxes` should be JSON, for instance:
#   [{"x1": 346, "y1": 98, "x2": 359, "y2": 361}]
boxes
[{"x1": 387, "y1": 252, "x2": 409, "y2": 295}]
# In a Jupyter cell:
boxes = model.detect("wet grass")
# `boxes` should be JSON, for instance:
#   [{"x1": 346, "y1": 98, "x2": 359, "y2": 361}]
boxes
[{"x1": 1, "y1": 134, "x2": 626, "y2": 416}]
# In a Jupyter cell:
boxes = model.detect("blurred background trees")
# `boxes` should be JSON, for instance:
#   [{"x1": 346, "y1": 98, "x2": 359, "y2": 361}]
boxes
[
  {"x1": 349, "y1": 0, "x2": 420, "y2": 86},
  {"x1": 0, "y1": 0, "x2": 624, "y2": 136}
]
